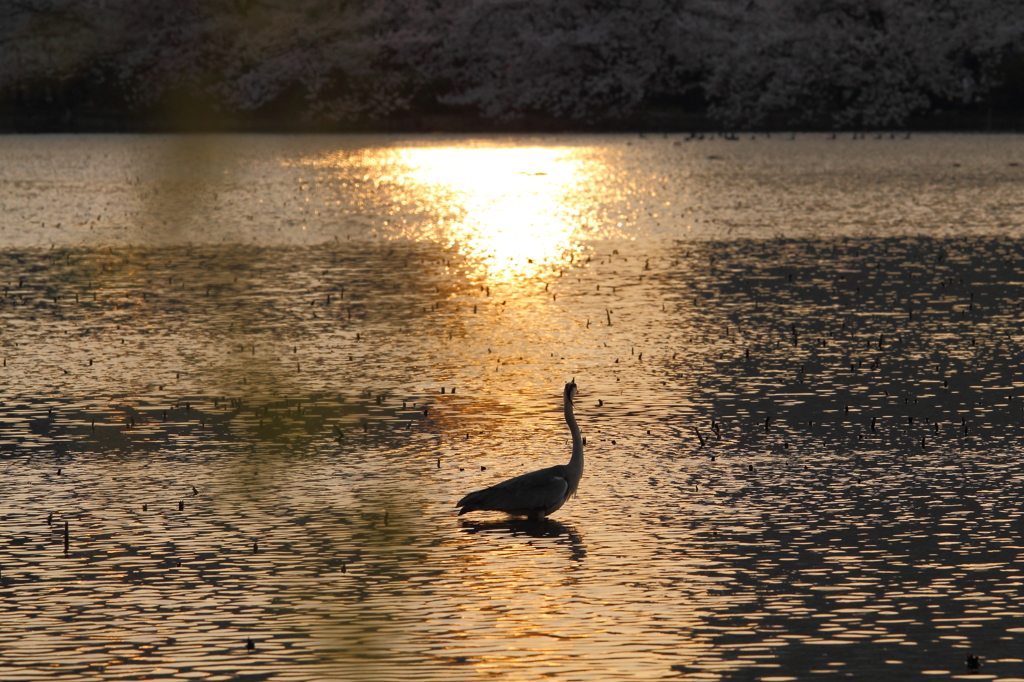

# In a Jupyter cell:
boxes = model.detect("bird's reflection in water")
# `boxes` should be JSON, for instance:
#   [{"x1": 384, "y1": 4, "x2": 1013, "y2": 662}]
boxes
[{"x1": 460, "y1": 519, "x2": 587, "y2": 563}]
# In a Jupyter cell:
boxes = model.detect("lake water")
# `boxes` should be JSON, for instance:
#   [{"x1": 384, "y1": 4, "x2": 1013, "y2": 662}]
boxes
[{"x1": 2, "y1": 133, "x2": 1024, "y2": 681}]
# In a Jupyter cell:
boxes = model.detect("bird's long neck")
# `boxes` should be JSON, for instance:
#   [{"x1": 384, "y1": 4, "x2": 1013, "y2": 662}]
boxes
[{"x1": 565, "y1": 395, "x2": 584, "y2": 483}]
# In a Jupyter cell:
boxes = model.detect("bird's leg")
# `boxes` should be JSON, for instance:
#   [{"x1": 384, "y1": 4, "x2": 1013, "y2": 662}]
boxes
[{"x1": 533, "y1": 509, "x2": 546, "y2": 522}]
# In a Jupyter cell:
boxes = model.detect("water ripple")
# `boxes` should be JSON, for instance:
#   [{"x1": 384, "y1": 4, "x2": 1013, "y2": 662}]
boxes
[{"x1": 2, "y1": 134, "x2": 1024, "y2": 681}]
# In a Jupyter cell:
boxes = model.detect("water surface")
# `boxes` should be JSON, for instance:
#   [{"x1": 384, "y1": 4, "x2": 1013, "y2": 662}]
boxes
[{"x1": 2, "y1": 133, "x2": 1024, "y2": 681}]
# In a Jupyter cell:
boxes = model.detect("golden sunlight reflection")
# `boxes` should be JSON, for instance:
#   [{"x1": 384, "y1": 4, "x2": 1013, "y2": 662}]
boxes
[{"x1": 326, "y1": 144, "x2": 594, "y2": 280}]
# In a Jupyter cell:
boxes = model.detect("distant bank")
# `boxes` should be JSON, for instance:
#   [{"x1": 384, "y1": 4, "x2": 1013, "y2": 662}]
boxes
[{"x1": 2, "y1": 102, "x2": 1022, "y2": 135}]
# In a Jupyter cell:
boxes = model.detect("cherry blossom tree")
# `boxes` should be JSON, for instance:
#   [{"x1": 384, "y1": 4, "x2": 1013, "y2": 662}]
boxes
[
  {"x1": 384, "y1": 0, "x2": 708, "y2": 122},
  {"x1": 0, "y1": 0, "x2": 1020, "y2": 128},
  {"x1": 701, "y1": 0, "x2": 1024, "y2": 129}
]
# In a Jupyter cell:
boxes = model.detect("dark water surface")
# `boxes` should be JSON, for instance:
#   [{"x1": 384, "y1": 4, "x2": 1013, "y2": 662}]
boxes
[{"x1": 2, "y1": 134, "x2": 1024, "y2": 681}]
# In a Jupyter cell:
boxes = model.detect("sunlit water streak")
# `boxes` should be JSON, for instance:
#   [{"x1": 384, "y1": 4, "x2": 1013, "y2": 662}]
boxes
[
  {"x1": 1, "y1": 134, "x2": 1024, "y2": 681},
  {"x1": 306, "y1": 144, "x2": 602, "y2": 280}
]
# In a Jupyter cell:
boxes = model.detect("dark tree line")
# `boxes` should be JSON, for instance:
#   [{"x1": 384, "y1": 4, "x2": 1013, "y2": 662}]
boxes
[{"x1": 1, "y1": 0, "x2": 1022, "y2": 131}]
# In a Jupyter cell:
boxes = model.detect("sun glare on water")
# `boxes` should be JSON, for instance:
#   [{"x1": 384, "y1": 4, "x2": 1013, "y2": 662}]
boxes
[{"x1": 328, "y1": 144, "x2": 593, "y2": 280}]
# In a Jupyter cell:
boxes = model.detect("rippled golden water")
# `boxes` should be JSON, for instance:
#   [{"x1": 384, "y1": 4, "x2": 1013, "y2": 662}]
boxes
[{"x1": 2, "y1": 134, "x2": 1024, "y2": 681}]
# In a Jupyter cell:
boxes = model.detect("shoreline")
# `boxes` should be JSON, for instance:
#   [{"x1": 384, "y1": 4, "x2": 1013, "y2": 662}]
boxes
[{"x1": 1, "y1": 107, "x2": 1022, "y2": 135}]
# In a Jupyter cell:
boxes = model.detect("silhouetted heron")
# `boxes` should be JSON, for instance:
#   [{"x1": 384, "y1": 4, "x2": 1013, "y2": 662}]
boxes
[{"x1": 456, "y1": 380, "x2": 583, "y2": 521}]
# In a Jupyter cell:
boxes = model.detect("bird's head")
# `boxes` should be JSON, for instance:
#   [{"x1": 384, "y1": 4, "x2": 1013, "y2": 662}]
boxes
[{"x1": 565, "y1": 379, "x2": 578, "y2": 404}]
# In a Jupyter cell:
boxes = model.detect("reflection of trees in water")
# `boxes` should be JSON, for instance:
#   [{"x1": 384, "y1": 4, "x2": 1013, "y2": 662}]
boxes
[
  {"x1": 460, "y1": 518, "x2": 587, "y2": 564},
  {"x1": 0, "y1": 239, "x2": 474, "y2": 452},
  {"x1": 657, "y1": 236, "x2": 1024, "y2": 458}
]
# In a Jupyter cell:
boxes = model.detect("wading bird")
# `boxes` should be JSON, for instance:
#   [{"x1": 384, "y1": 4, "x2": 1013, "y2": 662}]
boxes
[{"x1": 456, "y1": 380, "x2": 583, "y2": 521}]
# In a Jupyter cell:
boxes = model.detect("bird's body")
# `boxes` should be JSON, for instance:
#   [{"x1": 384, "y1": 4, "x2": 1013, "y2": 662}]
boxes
[
  {"x1": 456, "y1": 464, "x2": 576, "y2": 519},
  {"x1": 456, "y1": 381, "x2": 583, "y2": 521}
]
